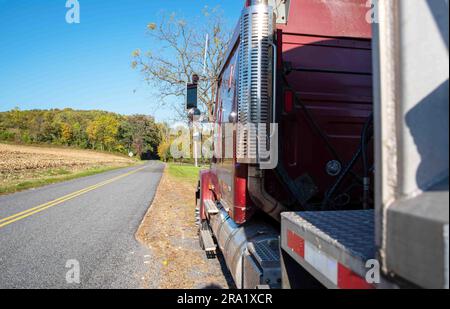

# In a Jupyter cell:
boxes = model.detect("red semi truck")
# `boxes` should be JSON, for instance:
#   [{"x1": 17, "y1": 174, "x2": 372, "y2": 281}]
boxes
[{"x1": 191, "y1": 0, "x2": 449, "y2": 289}]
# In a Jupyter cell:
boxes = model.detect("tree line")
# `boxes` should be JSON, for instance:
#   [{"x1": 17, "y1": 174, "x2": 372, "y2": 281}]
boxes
[{"x1": 0, "y1": 108, "x2": 167, "y2": 159}]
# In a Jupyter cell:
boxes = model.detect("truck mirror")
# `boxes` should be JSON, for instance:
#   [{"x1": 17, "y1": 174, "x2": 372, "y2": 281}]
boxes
[
  {"x1": 186, "y1": 83, "x2": 198, "y2": 110},
  {"x1": 187, "y1": 107, "x2": 201, "y2": 122},
  {"x1": 228, "y1": 111, "x2": 238, "y2": 123}
]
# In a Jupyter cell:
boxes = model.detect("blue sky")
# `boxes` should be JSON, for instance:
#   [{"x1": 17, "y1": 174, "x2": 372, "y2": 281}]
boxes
[{"x1": 0, "y1": 0, "x2": 243, "y2": 122}]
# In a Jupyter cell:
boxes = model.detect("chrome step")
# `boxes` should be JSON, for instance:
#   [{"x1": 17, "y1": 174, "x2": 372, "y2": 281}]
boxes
[
  {"x1": 204, "y1": 199, "x2": 219, "y2": 215},
  {"x1": 200, "y1": 228, "x2": 216, "y2": 253}
]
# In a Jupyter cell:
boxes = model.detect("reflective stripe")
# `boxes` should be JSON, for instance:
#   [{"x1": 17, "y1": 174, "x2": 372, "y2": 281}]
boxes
[
  {"x1": 286, "y1": 229, "x2": 373, "y2": 289},
  {"x1": 287, "y1": 229, "x2": 304, "y2": 257},
  {"x1": 304, "y1": 241, "x2": 338, "y2": 285},
  {"x1": 338, "y1": 263, "x2": 373, "y2": 289}
]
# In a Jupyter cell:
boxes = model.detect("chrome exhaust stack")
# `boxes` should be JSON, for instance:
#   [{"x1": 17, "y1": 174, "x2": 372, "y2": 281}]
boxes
[
  {"x1": 250, "y1": 0, "x2": 269, "y2": 5},
  {"x1": 239, "y1": 0, "x2": 285, "y2": 222},
  {"x1": 237, "y1": 0, "x2": 275, "y2": 165}
]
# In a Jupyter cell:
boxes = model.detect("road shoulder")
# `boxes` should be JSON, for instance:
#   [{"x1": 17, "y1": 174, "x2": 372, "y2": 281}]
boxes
[{"x1": 136, "y1": 164, "x2": 233, "y2": 289}]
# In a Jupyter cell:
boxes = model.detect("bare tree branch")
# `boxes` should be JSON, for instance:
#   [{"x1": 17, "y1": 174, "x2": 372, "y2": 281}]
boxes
[{"x1": 132, "y1": 8, "x2": 231, "y2": 121}]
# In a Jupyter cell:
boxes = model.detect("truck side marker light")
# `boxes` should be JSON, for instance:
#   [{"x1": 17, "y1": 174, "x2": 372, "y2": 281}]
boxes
[{"x1": 287, "y1": 229, "x2": 374, "y2": 289}]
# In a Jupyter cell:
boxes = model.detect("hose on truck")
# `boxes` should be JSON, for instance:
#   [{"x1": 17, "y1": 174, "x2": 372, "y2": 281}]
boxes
[
  {"x1": 321, "y1": 113, "x2": 373, "y2": 210},
  {"x1": 281, "y1": 74, "x2": 364, "y2": 185},
  {"x1": 281, "y1": 71, "x2": 373, "y2": 210},
  {"x1": 281, "y1": 74, "x2": 343, "y2": 164}
]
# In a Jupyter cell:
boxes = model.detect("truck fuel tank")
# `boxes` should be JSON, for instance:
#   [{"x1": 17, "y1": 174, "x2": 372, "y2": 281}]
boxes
[{"x1": 208, "y1": 205, "x2": 281, "y2": 288}]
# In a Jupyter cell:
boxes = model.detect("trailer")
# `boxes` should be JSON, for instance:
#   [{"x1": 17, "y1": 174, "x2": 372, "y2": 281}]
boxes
[{"x1": 190, "y1": 0, "x2": 449, "y2": 289}]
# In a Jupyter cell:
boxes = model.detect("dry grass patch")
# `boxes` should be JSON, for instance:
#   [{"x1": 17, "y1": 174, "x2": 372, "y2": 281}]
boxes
[{"x1": 136, "y1": 164, "x2": 232, "y2": 289}]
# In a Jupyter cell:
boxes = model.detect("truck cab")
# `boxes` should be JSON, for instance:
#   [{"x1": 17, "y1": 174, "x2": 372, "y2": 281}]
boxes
[{"x1": 193, "y1": 0, "x2": 449, "y2": 289}]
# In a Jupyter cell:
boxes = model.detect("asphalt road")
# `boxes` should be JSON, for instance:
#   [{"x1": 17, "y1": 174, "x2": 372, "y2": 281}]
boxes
[{"x1": 0, "y1": 161, "x2": 164, "y2": 288}]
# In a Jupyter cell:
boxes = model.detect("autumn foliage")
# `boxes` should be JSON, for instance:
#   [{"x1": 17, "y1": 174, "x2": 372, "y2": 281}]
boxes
[{"x1": 0, "y1": 108, "x2": 167, "y2": 159}]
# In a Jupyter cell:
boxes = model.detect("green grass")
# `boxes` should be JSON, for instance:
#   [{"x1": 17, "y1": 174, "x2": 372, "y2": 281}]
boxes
[
  {"x1": 0, "y1": 164, "x2": 139, "y2": 195},
  {"x1": 41, "y1": 168, "x2": 72, "y2": 177},
  {"x1": 166, "y1": 162, "x2": 205, "y2": 184}
]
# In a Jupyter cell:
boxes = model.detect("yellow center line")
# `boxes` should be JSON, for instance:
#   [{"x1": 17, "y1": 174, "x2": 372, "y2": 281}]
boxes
[
  {"x1": 1, "y1": 177, "x2": 115, "y2": 223},
  {"x1": 0, "y1": 166, "x2": 147, "y2": 229}
]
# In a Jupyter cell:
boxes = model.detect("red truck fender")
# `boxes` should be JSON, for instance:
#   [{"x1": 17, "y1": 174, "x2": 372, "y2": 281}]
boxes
[{"x1": 197, "y1": 170, "x2": 214, "y2": 221}]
